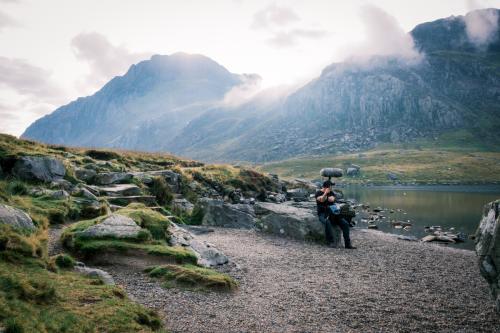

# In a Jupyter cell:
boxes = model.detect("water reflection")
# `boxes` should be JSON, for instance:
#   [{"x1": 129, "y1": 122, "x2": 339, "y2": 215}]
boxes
[{"x1": 342, "y1": 185, "x2": 500, "y2": 250}]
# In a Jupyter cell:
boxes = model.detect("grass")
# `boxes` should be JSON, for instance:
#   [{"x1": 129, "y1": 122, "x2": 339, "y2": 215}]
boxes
[
  {"x1": 0, "y1": 259, "x2": 164, "y2": 332},
  {"x1": 145, "y1": 264, "x2": 238, "y2": 292},
  {"x1": 116, "y1": 203, "x2": 171, "y2": 241},
  {"x1": 259, "y1": 148, "x2": 500, "y2": 185}
]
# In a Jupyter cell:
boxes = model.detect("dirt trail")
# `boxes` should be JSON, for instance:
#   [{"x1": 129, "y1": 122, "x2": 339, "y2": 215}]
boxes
[{"x1": 101, "y1": 228, "x2": 500, "y2": 333}]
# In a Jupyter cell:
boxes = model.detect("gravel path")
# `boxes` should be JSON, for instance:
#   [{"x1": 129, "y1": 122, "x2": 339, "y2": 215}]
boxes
[{"x1": 103, "y1": 228, "x2": 500, "y2": 333}]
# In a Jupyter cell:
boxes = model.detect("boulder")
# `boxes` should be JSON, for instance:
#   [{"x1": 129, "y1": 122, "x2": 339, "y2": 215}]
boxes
[
  {"x1": 172, "y1": 198, "x2": 194, "y2": 214},
  {"x1": 0, "y1": 204, "x2": 35, "y2": 231},
  {"x1": 12, "y1": 156, "x2": 65, "y2": 182},
  {"x1": 75, "y1": 168, "x2": 97, "y2": 182},
  {"x1": 475, "y1": 200, "x2": 500, "y2": 312},
  {"x1": 254, "y1": 202, "x2": 336, "y2": 243},
  {"x1": 97, "y1": 184, "x2": 141, "y2": 197},
  {"x1": 169, "y1": 223, "x2": 228, "y2": 267},
  {"x1": 346, "y1": 167, "x2": 359, "y2": 177},
  {"x1": 77, "y1": 187, "x2": 99, "y2": 201},
  {"x1": 74, "y1": 262, "x2": 115, "y2": 285},
  {"x1": 286, "y1": 188, "x2": 309, "y2": 202},
  {"x1": 387, "y1": 172, "x2": 399, "y2": 181},
  {"x1": 132, "y1": 170, "x2": 181, "y2": 192},
  {"x1": 77, "y1": 214, "x2": 141, "y2": 239},
  {"x1": 94, "y1": 172, "x2": 133, "y2": 185},
  {"x1": 198, "y1": 198, "x2": 256, "y2": 229},
  {"x1": 49, "y1": 179, "x2": 74, "y2": 191},
  {"x1": 50, "y1": 190, "x2": 70, "y2": 200}
]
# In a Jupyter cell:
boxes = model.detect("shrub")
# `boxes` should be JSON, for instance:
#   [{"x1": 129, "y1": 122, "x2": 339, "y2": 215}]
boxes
[{"x1": 186, "y1": 205, "x2": 204, "y2": 225}]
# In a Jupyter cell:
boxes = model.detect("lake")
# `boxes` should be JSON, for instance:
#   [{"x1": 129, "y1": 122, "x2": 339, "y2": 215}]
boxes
[{"x1": 341, "y1": 185, "x2": 500, "y2": 250}]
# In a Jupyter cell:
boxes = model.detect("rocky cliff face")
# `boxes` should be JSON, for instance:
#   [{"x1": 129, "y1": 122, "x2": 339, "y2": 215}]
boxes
[
  {"x1": 475, "y1": 200, "x2": 500, "y2": 313},
  {"x1": 22, "y1": 9, "x2": 500, "y2": 163},
  {"x1": 22, "y1": 53, "x2": 251, "y2": 149}
]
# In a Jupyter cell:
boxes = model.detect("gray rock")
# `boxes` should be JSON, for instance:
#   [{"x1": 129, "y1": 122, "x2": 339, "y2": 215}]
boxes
[
  {"x1": 286, "y1": 188, "x2": 309, "y2": 202},
  {"x1": 132, "y1": 170, "x2": 181, "y2": 192},
  {"x1": 75, "y1": 168, "x2": 97, "y2": 182},
  {"x1": 387, "y1": 172, "x2": 399, "y2": 181},
  {"x1": 172, "y1": 198, "x2": 194, "y2": 214},
  {"x1": 77, "y1": 187, "x2": 99, "y2": 201},
  {"x1": 50, "y1": 190, "x2": 70, "y2": 200},
  {"x1": 0, "y1": 204, "x2": 35, "y2": 231},
  {"x1": 94, "y1": 172, "x2": 133, "y2": 185},
  {"x1": 12, "y1": 156, "x2": 65, "y2": 182},
  {"x1": 199, "y1": 198, "x2": 256, "y2": 229},
  {"x1": 74, "y1": 265, "x2": 115, "y2": 285},
  {"x1": 169, "y1": 223, "x2": 228, "y2": 267},
  {"x1": 254, "y1": 202, "x2": 331, "y2": 243},
  {"x1": 77, "y1": 214, "x2": 141, "y2": 239},
  {"x1": 98, "y1": 184, "x2": 141, "y2": 197},
  {"x1": 49, "y1": 179, "x2": 74, "y2": 191},
  {"x1": 475, "y1": 200, "x2": 500, "y2": 312},
  {"x1": 346, "y1": 167, "x2": 360, "y2": 177}
]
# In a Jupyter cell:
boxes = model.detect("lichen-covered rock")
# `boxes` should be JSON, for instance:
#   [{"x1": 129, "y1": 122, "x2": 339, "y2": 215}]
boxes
[
  {"x1": 172, "y1": 198, "x2": 194, "y2": 214},
  {"x1": 254, "y1": 202, "x2": 328, "y2": 242},
  {"x1": 199, "y1": 198, "x2": 256, "y2": 229},
  {"x1": 475, "y1": 200, "x2": 500, "y2": 312},
  {"x1": 75, "y1": 168, "x2": 97, "y2": 182},
  {"x1": 169, "y1": 223, "x2": 228, "y2": 267},
  {"x1": 132, "y1": 170, "x2": 181, "y2": 192},
  {"x1": 94, "y1": 172, "x2": 133, "y2": 185},
  {"x1": 74, "y1": 262, "x2": 115, "y2": 285},
  {"x1": 0, "y1": 204, "x2": 35, "y2": 231},
  {"x1": 77, "y1": 214, "x2": 141, "y2": 239},
  {"x1": 12, "y1": 156, "x2": 65, "y2": 182}
]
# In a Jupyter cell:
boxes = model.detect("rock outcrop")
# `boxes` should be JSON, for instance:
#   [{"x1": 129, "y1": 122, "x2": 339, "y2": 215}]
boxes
[
  {"x1": 0, "y1": 204, "x2": 36, "y2": 231},
  {"x1": 74, "y1": 262, "x2": 115, "y2": 285},
  {"x1": 169, "y1": 223, "x2": 228, "y2": 267},
  {"x1": 475, "y1": 200, "x2": 500, "y2": 312},
  {"x1": 254, "y1": 202, "x2": 330, "y2": 242},
  {"x1": 199, "y1": 198, "x2": 256, "y2": 229},
  {"x1": 12, "y1": 156, "x2": 65, "y2": 182},
  {"x1": 77, "y1": 214, "x2": 141, "y2": 239}
]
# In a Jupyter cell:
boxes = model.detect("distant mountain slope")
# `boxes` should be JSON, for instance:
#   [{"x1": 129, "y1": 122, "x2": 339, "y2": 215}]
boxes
[
  {"x1": 22, "y1": 53, "x2": 252, "y2": 148},
  {"x1": 23, "y1": 9, "x2": 500, "y2": 163}
]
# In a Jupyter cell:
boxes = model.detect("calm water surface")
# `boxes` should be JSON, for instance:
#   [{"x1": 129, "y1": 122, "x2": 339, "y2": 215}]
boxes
[{"x1": 342, "y1": 185, "x2": 500, "y2": 250}]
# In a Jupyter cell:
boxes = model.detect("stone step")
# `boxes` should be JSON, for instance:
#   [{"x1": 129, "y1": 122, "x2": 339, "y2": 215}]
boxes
[
  {"x1": 97, "y1": 184, "x2": 142, "y2": 197},
  {"x1": 105, "y1": 195, "x2": 157, "y2": 206}
]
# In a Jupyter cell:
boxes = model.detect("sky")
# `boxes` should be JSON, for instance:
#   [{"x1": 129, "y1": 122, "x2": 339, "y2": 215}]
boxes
[{"x1": 0, "y1": 0, "x2": 499, "y2": 136}]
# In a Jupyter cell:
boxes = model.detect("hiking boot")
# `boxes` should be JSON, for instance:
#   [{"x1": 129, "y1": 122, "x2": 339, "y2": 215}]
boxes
[{"x1": 345, "y1": 244, "x2": 357, "y2": 249}]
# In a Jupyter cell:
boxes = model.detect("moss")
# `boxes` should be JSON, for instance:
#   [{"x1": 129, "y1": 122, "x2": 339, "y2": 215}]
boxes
[
  {"x1": 70, "y1": 239, "x2": 197, "y2": 263},
  {"x1": 116, "y1": 204, "x2": 171, "y2": 240},
  {"x1": 146, "y1": 264, "x2": 237, "y2": 292},
  {"x1": 53, "y1": 254, "x2": 76, "y2": 269},
  {"x1": 0, "y1": 260, "x2": 165, "y2": 332}
]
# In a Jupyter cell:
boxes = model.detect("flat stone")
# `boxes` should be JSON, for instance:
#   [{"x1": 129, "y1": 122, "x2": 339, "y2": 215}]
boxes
[
  {"x1": 98, "y1": 184, "x2": 141, "y2": 197},
  {"x1": 75, "y1": 168, "x2": 97, "y2": 182},
  {"x1": 0, "y1": 204, "x2": 35, "y2": 231},
  {"x1": 94, "y1": 172, "x2": 133, "y2": 185},
  {"x1": 77, "y1": 214, "x2": 141, "y2": 239}
]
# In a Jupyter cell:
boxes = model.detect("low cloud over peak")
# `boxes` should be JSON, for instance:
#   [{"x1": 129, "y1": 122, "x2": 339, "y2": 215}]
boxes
[{"x1": 463, "y1": 2, "x2": 499, "y2": 47}]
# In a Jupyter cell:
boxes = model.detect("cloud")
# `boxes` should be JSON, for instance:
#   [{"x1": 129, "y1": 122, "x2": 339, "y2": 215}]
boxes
[
  {"x1": 71, "y1": 32, "x2": 151, "y2": 90},
  {"x1": 0, "y1": 56, "x2": 64, "y2": 102},
  {"x1": 267, "y1": 28, "x2": 328, "y2": 47},
  {"x1": 464, "y1": 1, "x2": 499, "y2": 47},
  {"x1": 251, "y1": 4, "x2": 327, "y2": 48},
  {"x1": 222, "y1": 74, "x2": 262, "y2": 107},
  {"x1": 339, "y1": 5, "x2": 422, "y2": 63},
  {"x1": 251, "y1": 4, "x2": 300, "y2": 30},
  {"x1": 0, "y1": 10, "x2": 19, "y2": 31}
]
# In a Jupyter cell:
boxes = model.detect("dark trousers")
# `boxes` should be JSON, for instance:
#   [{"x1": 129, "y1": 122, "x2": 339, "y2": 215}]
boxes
[{"x1": 318, "y1": 212, "x2": 351, "y2": 247}]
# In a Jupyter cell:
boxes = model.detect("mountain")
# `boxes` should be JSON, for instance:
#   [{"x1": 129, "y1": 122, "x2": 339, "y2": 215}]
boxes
[
  {"x1": 22, "y1": 53, "x2": 256, "y2": 149},
  {"x1": 23, "y1": 9, "x2": 500, "y2": 162}
]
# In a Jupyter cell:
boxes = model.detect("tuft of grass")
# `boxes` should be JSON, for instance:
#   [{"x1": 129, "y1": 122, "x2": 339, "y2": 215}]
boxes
[
  {"x1": 149, "y1": 176, "x2": 173, "y2": 206},
  {"x1": 53, "y1": 254, "x2": 76, "y2": 269},
  {"x1": 6, "y1": 180, "x2": 28, "y2": 196},
  {"x1": 116, "y1": 204, "x2": 171, "y2": 240},
  {"x1": 185, "y1": 205, "x2": 204, "y2": 226},
  {"x1": 146, "y1": 264, "x2": 237, "y2": 292}
]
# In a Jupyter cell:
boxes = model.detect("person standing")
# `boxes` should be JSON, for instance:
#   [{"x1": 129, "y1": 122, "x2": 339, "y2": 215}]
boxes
[{"x1": 315, "y1": 180, "x2": 356, "y2": 249}]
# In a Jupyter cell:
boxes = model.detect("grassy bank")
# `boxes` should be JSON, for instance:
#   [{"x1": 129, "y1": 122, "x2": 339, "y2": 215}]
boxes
[{"x1": 258, "y1": 148, "x2": 500, "y2": 185}]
